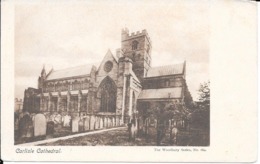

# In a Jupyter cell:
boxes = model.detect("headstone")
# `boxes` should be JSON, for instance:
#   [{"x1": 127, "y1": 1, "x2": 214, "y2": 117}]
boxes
[
  {"x1": 99, "y1": 117, "x2": 104, "y2": 129},
  {"x1": 34, "y1": 113, "x2": 47, "y2": 137},
  {"x1": 112, "y1": 117, "x2": 115, "y2": 127},
  {"x1": 84, "y1": 116, "x2": 90, "y2": 131},
  {"x1": 54, "y1": 114, "x2": 62, "y2": 124},
  {"x1": 169, "y1": 120, "x2": 172, "y2": 130},
  {"x1": 95, "y1": 116, "x2": 100, "y2": 129},
  {"x1": 119, "y1": 118, "x2": 123, "y2": 125},
  {"x1": 90, "y1": 115, "x2": 95, "y2": 130},
  {"x1": 116, "y1": 117, "x2": 119, "y2": 126},
  {"x1": 31, "y1": 114, "x2": 36, "y2": 124},
  {"x1": 171, "y1": 127, "x2": 178, "y2": 144},
  {"x1": 108, "y1": 117, "x2": 111, "y2": 127},
  {"x1": 72, "y1": 117, "x2": 80, "y2": 133},
  {"x1": 78, "y1": 119, "x2": 84, "y2": 132},
  {"x1": 18, "y1": 114, "x2": 33, "y2": 138},
  {"x1": 50, "y1": 114, "x2": 56, "y2": 122},
  {"x1": 104, "y1": 117, "x2": 108, "y2": 128},
  {"x1": 46, "y1": 121, "x2": 55, "y2": 135},
  {"x1": 131, "y1": 121, "x2": 137, "y2": 140},
  {"x1": 63, "y1": 115, "x2": 71, "y2": 127}
]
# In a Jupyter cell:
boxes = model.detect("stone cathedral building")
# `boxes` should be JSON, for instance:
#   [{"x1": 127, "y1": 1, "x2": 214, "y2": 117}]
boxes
[{"x1": 23, "y1": 28, "x2": 193, "y2": 123}]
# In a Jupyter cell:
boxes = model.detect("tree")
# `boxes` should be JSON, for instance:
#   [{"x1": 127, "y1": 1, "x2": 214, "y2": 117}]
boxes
[
  {"x1": 191, "y1": 81, "x2": 210, "y2": 130},
  {"x1": 198, "y1": 81, "x2": 210, "y2": 111}
]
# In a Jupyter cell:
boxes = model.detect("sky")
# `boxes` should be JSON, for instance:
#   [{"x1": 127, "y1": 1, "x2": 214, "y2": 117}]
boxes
[{"x1": 15, "y1": 0, "x2": 210, "y2": 101}]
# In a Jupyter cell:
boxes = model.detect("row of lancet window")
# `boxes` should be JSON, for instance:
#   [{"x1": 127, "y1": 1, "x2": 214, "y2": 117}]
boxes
[
  {"x1": 45, "y1": 79, "x2": 90, "y2": 92},
  {"x1": 147, "y1": 79, "x2": 182, "y2": 88}
]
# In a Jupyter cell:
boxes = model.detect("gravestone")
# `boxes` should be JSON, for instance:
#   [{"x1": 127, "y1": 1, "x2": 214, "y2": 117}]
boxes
[
  {"x1": 90, "y1": 115, "x2": 95, "y2": 130},
  {"x1": 131, "y1": 119, "x2": 137, "y2": 141},
  {"x1": 78, "y1": 119, "x2": 84, "y2": 132},
  {"x1": 54, "y1": 114, "x2": 62, "y2": 124},
  {"x1": 31, "y1": 114, "x2": 36, "y2": 124},
  {"x1": 116, "y1": 117, "x2": 119, "y2": 126},
  {"x1": 107, "y1": 117, "x2": 111, "y2": 128},
  {"x1": 72, "y1": 117, "x2": 80, "y2": 133},
  {"x1": 34, "y1": 113, "x2": 47, "y2": 137},
  {"x1": 99, "y1": 117, "x2": 104, "y2": 129},
  {"x1": 46, "y1": 121, "x2": 55, "y2": 135},
  {"x1": 104, "y1": 117, "x2": 108, "y2": 128},
  {"x1": 84, "y1": 116, "x2": 90, "y2": 131},
  {"x1": 63, "y1": 115, "x2": 71, "y2": 127},
  {"x1": 112, "y1": 117, "x2": 115, "y2": 127},
  {"x1": 95, "y1": 116, "x2": 100, "y2": 129},
  {"x1": 49, "y1": 114, "x2": 56, "y2": 122},
  {"x1": 169, "y1": 120, "x2": 172, "y2": 130},
  {"x1": 119, "y1": 118, "x2": 123, "y2": 125},
  {"x1": 18, "y1": 114, "x2": 33, "y2": 138}
]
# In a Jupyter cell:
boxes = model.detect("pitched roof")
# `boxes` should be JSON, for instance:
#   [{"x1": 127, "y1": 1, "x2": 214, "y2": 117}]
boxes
[
  {"x1": 138, "y1": 87, "x2": 183, "y2": 100},
  {"x1": 46, "y1": 64, "x2": 94, "y2": 80},
  {"x1": 146, "y1": 62, "x2": 185, "y2": 78}
]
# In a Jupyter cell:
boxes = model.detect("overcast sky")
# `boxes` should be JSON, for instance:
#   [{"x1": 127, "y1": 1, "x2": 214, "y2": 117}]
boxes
[{"x1": 15, "y1": 0, "x2": 209, "y2": 101}]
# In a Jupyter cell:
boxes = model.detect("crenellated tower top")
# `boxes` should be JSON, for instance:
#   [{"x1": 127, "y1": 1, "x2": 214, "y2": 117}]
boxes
[{"x1": 121, "y1": 28, "x2": 152, "y2": 45}]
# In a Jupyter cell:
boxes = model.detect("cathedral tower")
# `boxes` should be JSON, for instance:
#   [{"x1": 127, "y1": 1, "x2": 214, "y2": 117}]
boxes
[{"x1": 121, "y1": 28, "x2": 152, "y2": 83}]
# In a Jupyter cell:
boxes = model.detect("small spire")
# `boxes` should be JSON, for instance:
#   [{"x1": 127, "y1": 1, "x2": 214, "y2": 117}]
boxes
[{"x1": 41, "y1": 64, "x2": 46, "y2": 76}]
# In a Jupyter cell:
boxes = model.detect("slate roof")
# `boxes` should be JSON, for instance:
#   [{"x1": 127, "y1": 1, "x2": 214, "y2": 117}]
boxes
[
  {"x1": 46, "y1": 65, "x2": 94, "y2": 80},
  {"x1": 146, "y1": 62, "x2": 185, "y2": 78},
  {"x1": 138, "y1": 87, "x2": 183, "y2": 100}
]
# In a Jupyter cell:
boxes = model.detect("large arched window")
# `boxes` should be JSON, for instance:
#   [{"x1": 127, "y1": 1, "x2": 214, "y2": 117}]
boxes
[{"x1": 98, "y1": 77, "x2": 117, "y2": 113}]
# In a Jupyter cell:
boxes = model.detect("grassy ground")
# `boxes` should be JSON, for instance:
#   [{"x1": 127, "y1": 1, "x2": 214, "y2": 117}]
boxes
[{"x1": 37, "y1": 127, "x2": 209, "y2": 146}]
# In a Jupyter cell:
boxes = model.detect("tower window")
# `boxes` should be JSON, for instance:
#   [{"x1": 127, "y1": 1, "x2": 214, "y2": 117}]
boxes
[{"x1": 132, "y1": 40, "x2": 138, "y2": 50}]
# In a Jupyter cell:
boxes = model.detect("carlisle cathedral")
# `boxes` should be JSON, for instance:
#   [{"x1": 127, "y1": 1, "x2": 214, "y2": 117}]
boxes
[{"x1": 23, "y1": 28, "x2": 193, "y2": 123}]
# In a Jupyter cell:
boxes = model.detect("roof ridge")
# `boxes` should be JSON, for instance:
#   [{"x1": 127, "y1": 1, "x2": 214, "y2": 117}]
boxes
[
  {"x1": 52, "y1": 64, "x2": 95, "y2": 72},
  {"x1": 151, "y1": 62, "x2": 184, "y2": 69}
]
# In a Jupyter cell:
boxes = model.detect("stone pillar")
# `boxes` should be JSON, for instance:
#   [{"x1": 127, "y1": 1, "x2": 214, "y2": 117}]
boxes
[
  {"x1": 121, "y1": 75, "x2": 127, "y2": 122},
  {"x1": 67, "y1": 93, "x2": 71, "y2": 112},
  {"x1": 78, "y1": 93, "x2": 82, "y2": 112}
]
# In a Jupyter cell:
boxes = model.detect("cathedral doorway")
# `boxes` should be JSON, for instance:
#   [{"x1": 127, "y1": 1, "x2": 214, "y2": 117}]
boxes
[{"x1": 98, "y1": 76, "x2": 117, "y2": 113}]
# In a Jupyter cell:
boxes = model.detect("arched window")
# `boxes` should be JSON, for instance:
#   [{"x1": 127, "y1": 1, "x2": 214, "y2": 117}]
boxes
[
  {"x1": 132, "y1": 40, "x2": 138, "y2": 50},
  {"x1": 97, "y1": 77, "x2": 117, "y2": 113}
]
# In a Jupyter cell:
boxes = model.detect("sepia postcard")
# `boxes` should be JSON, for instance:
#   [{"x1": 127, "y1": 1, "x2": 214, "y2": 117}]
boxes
[{"x1": 1, "y1": 0, "x2": 258, "y2": 162}]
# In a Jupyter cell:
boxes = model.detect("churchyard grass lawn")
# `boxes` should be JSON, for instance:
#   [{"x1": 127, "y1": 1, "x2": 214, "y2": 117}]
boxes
[{"x1": 37, "y1": 127, "x2": 209, "y2": 146}]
